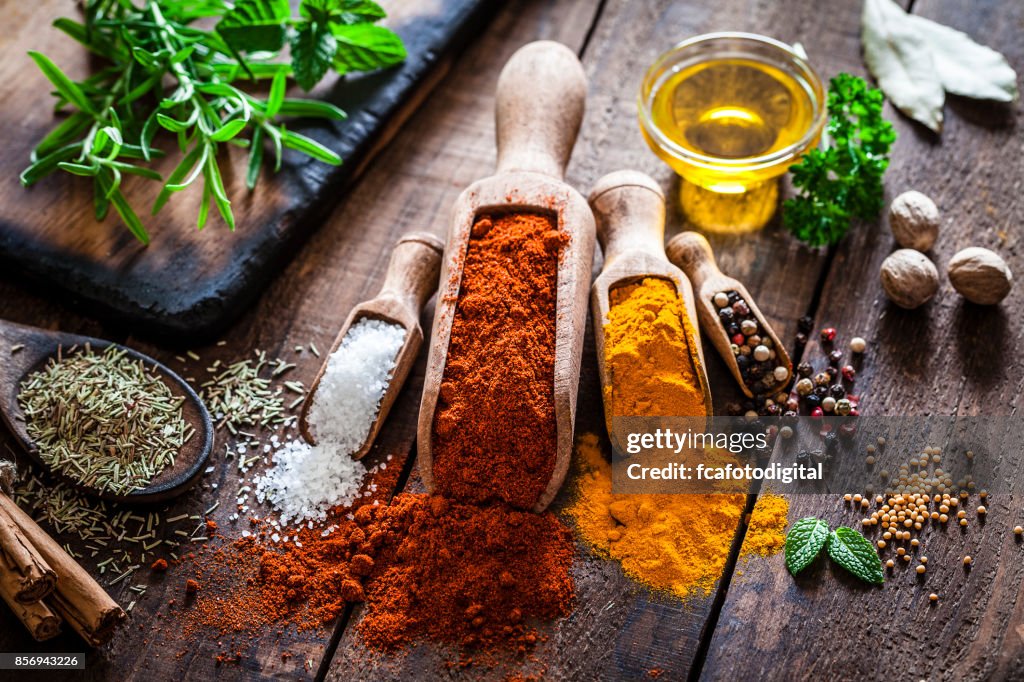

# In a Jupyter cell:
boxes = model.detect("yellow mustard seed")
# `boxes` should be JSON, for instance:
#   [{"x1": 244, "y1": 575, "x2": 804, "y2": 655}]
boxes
[
  {"x1": 916, "y1": 565, "x2": 926, "y2": 574},
  {"x1": 929, "y1": 593, "x2": 938, "y2": 602},
  {"x1": 1014, "y1": 526, "x2": 1023, "y2": 536},
  {"x1": 963, "y1": 555, "x2": 972, "y2": 566}
]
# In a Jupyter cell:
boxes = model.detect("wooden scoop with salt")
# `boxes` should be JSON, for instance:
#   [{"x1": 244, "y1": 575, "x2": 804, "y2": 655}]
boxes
[
  {"x1": 300, "y1": 232, "x2": 444, "y2": 458},
  {"x1": 417, "y1": 41, "x2": 595, "y2": 512},
  {"x1": 589, "y1": 170, "x2": 713, "y2": 419},
  {"x1": 666, "y1": 231, "x2": 792, "y2": 398}
]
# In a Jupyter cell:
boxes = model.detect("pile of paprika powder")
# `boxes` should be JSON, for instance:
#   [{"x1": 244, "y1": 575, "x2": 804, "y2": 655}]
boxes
[{"x1": 432, "y1": 211, "x2": 568, "y2": 509}]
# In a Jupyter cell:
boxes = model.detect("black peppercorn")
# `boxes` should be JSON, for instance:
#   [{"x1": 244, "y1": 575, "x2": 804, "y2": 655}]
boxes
[
  {"x1": 824, "y1": 431, "x2": 839, "y2": 452},
  {"x1": 798, "y1": 316, "x2": 814, "y2": 333},
  {"x1": 805, "y1": 394, "x2": 821, "y2": 409},
  {"x1": 829, "y1": 384, "x2": 846, "y2": 399},
  {"x1": 728, "y1": 291, "x2": 740, "y2": 304},
  {"x1": 796, "y1": 362, "x2": 813, "y2": 378},
  {"x1": 727, "y1": 323, "x2": 740, "y2": 336},
  {"x1": 736, "y1": 354, "x2": 751, "y2": 370},
  {"x1": 795, "y1": 332, "x2": 808, "y2": 348},
  {"x1": 828, "y1": 349, "x2": 843, "y2": 364},
  {"x1": 813, "y1": 385, "x2": 829, "y2": 399},
  {"x1": 748, "y1": 365, "x2": 764, "y2": 379},
  {"x1": 783, "y1": 410, "x2": 799, "y2": 418},
  {"x1": 719, "y1": 308, "x2": 735, "y2": 323}
]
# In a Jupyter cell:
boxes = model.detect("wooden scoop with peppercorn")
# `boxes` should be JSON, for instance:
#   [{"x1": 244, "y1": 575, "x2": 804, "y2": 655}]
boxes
[
  {"x1": 417, "y1": 41, "x2": 595, "y2": 512},
  {"x1": 589, "y1": 170, "x2": 713, "y2": 421},
  {"x1": 666, "y1": 231, "x2": 792, "y2": 399}
]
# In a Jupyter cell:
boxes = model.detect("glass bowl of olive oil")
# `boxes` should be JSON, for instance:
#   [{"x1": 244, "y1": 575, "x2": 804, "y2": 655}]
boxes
[{"x1": 639, "y1": 33, "x2": 826, "y2": 233}]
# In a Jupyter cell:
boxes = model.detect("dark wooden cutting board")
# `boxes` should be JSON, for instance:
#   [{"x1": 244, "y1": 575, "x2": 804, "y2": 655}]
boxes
[{"x1": 0, "y1": 0, "x2": 494, "y2": 341}]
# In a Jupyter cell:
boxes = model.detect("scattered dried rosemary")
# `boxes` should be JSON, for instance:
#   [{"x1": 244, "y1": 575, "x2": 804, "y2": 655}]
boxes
[
  {"x1": 18, "y1": 345, "x2": 191, "y2": 495},
  {"x1": 200, "y1": 351, "x2": 289, "y2": 432}
]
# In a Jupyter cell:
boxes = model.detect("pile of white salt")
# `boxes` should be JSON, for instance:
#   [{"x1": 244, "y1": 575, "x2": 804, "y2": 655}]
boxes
[{"x1": 255, "y1": 318, "x2": 405, "y2": 527}]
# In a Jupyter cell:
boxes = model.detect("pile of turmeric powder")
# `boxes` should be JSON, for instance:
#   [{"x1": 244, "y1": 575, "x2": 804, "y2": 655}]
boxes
[
  {"x1": 603, "y1": 278, "x2": 706, "y2": 418},
  {"x1": 739, "y1": 493, "x2": 789, "y2": 558},
  {"x1": 569, "y1": 433, "x2": 745, "y2": 599},
  {"x1": 568, "y1": 277, "x2": 786, "y2": 599}
]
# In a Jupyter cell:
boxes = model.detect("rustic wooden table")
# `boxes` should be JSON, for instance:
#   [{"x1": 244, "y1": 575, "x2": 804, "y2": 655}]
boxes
[{"x1": 0, "y1": 0, "x2": 1021, "y2": 679}]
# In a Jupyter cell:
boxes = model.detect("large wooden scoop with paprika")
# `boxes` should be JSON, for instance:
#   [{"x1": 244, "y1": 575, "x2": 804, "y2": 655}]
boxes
[
  {"x1": 589, "y1": 170, "x2": 713, "y2": 424},
  {"x1": 417, "y1": 41, "x2": 595, "y2": 512}
]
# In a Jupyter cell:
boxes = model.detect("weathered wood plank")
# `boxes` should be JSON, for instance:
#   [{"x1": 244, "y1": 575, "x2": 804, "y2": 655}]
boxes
[
  {"x1": 701, "y1": 1, "x2": 1024, "y2": 679},
  {"x1": 326, "y1": 0, "x2": 856, "y2": 678}
]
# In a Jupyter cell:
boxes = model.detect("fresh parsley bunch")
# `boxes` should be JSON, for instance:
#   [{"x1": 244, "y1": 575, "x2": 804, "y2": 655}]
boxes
[
  {"x1": 784, "y1": 73, "x2": 896, "y2": 247},
  {"x1": 21, "y1": 0, "x2": 406, "y2": 243}
]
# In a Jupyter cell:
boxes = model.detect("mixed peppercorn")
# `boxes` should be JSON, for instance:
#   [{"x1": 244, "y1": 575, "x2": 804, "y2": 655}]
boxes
[{"x1": 714, "y1": 290, "x2": 790, "y2": 398}]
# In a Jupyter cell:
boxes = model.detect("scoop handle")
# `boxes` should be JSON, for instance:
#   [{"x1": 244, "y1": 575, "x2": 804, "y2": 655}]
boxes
[
  {"x1": 495, "y1": 41, "x2": 587, "y2": 180},
  {"x1": 589, "y1": 170, "x2": 666, "y2": 266},
  {"x1": 379, "y1": 232, "x2": 446, "y2": 314},
  {"x1": 666, "y1": 231, "x2": 723, "y2": 293}
]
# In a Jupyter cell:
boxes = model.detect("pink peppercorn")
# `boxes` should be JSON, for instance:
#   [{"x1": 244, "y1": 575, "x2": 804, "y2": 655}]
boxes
[
  {"x1": 811, "y1": 407, "x2": 824, "y2": 417},
  {"x1": 820, "y1": 327, "x2": 837, "y2": 343},
  {"x1": 841, "y1": 365, "x2": 856, "y2": 381}
]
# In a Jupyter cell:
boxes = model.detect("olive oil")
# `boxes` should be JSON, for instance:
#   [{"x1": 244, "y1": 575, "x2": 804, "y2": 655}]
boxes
[
  {"x1": 639, "y1": 45, "x2": 824, "y2": 233},
  {"x1": 651, "y1": 58, "x2": 816, "y2": 165}
]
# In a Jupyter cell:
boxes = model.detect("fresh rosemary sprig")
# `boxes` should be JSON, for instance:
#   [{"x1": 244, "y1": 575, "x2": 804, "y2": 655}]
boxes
[{"x1": 21, "y1": 0, "x2": 406, "y2": 243}]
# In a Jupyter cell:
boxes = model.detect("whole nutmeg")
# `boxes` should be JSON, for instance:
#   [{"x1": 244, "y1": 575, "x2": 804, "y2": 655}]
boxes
[
  {"x1": 880, "y1": 249, "x2": 939, "y2": 309},
  {"x1": 948, "y1": 247, "x2": 1013, "y2": 305},
  {"x1": 890, "y1": 191, "x2": 939, "y2": 251}
]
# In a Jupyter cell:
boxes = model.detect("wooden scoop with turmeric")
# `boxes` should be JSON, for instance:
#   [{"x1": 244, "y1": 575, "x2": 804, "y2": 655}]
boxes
[{"x1": 589, "y1": 170, "x2": 713, "y2": 424}]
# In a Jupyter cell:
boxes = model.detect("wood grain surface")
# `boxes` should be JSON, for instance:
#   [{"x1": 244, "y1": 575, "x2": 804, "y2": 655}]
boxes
[
  {"x1": 0, "y1": 0, "x2": 495, "y2": 340},
  {"x1": 701, "y1": 1, "x2": 1024, "y2": 680},
  {"x1": 0, "y1": 0, "x2": 1019, "y2": 679}
]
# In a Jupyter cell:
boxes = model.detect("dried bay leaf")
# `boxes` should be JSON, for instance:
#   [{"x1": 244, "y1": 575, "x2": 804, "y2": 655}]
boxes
[
  {"x1": 861, "y1": 0, "x2": 945, "y2": 132},
  {"x1": 861, "y1": 0, "x2": 1019, "y2": 133},
  {"x1": 909, "y1": 18, "x2": 1018, "y2": 103}
]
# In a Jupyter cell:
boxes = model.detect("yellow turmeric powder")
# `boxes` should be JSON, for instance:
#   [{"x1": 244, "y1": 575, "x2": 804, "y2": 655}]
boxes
[
  {"x1": 604, "y1": 278, "x2": 706, "y2": 418},
  {"x1": 739, "y1": 493, "x2": 789, "y2": 559},
  {"x1": 569, "y1": 279, "x2": 787, "y2": 598},
  {"x1": 569, "y1": 433, "x2": 745, "y2": 599}
]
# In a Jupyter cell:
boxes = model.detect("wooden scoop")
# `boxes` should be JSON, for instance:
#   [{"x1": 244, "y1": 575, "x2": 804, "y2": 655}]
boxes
[
  {"x1": 589, "y1": 170, "x2": 713, "y2": 418},
  {"x1": 417, "y1": 40, "x2": 595, "y2": 512},
  {"x1": 666, "y1": 231, "x2": 793, "y2": 398},
  {"x1": 300, "y1": 232, "x2": 444, "y2": 459},
  {"x1": 0, "y1": 319, "x2": 213, "y2": 503}
]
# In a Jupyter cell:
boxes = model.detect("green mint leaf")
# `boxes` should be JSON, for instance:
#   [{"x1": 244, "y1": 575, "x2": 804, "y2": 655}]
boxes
[
  {"x1": 784, "y1": 517, "x2": 829, "y2": 576},
  {"x1": 337, "y1": 0, "x2": 387, "y2": 24},
  {"x1": 216, "y1": 0, "x2": 290, "y2": 53},
  {"x1": 331, "y1": 24, "x2": 406, "y2": 74},
  {"x1": 827, "y1": 527, "x2": 885, "y2": 585},
  {"x1": 291, "y1": 23, "x2": 337, "y2": 91}
]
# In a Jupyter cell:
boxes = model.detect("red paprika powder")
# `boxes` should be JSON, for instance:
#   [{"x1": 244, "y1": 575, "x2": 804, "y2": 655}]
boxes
[{"x1": 432, "y1": 211, "x2": 568, "y2": 509}]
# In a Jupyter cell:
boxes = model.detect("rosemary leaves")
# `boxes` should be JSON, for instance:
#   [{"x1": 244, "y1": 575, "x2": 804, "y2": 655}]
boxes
[{"x1": 18, "y1": 345, "x2": 192, "y2": 496}]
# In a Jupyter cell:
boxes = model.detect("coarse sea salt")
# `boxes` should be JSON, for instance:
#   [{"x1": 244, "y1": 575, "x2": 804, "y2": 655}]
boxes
[{"x1": 255, "y1": 318, "x2": 405, "y2": 527}]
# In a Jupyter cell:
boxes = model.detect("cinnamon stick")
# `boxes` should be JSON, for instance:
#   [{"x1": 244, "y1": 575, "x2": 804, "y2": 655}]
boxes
[
  {"x1": 0, "y1": 504, "x2": 57, "y2": 603},
  {"x1": 0, "y1": 494, "x2": 125, "y2": 646},
  {"x1": 0, "y1": 586, "x2": 61, "y2": 641}
]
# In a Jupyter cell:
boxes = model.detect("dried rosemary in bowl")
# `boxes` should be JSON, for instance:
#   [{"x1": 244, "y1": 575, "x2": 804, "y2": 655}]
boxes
[{"x1": 17, "y1": 345, "x2": 192, "y2": 496}]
